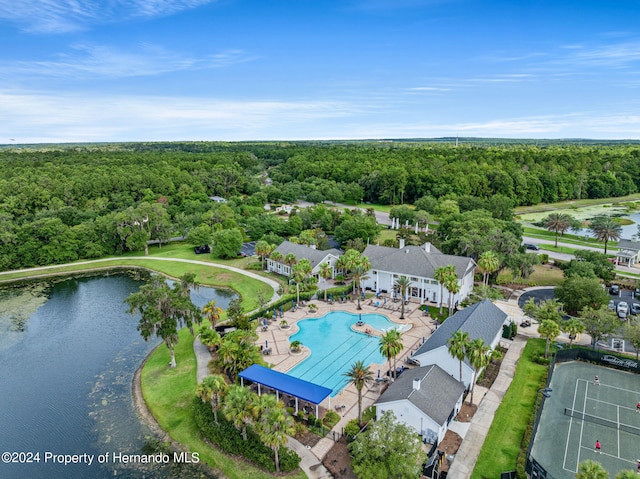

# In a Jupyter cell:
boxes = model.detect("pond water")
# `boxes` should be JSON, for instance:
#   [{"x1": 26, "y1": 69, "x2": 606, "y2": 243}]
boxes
[{"x1": 0, "y1": 272, "x2": 233, "y2": 479}]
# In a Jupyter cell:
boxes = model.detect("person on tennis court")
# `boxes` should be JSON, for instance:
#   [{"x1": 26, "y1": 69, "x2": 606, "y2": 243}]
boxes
[
  {"x1": 595, "y1": 440, "x2": 601, "y2": 453},
  {"x1": 636, "y1": 401, "x2": 640, "y2": 413},
  {"x1": 594, "y1": 375, "x2": 600, "y2": 386}
]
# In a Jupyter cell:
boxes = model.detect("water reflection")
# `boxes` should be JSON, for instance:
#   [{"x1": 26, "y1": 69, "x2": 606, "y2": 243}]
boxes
[{"x1": 0, "y1": 271, "x2": 229, "y2": 479}]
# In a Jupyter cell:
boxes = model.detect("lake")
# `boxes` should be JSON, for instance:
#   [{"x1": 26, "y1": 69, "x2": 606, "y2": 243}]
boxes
[{"x1": 0, "y1": 271, "x2": 233, "y2": 479}]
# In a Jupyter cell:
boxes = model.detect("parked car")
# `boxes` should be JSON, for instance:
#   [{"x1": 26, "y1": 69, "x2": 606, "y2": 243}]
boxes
[
  {"x1": 633, "y1": 288, "x2": 640, "y2": 298},
  {"x1": 631, "y1": 303, "x2": 640, "y2": 315},
  {"x1": 618, "y1": 310, "x2": 628, "y2": 321},
  {"x1": 608, "y1": 300, "x2": 616, "y2": 310},
  {"x1": 523, "y1": 243, "x2": 540, "y2": 251},
  {"x1": 609, "y1": 284, "x2": 620, "y2": 295},
  {"x1": 617, "y1": 301, "x2": 629, "y2": 315}
]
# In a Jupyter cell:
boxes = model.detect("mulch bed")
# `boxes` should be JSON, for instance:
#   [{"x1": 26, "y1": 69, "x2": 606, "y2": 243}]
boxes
[{"x1": 322, "y1": 437, "x2": 357, "y2": 479}]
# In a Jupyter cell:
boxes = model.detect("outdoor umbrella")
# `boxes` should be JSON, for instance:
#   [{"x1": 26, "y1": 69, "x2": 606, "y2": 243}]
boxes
[
  {"x1": 265, "y1": 340, "x2": 268, "y2": 348},
  {"x1": 280, "y1": 306, "x2": 283, "y2": 315},
  {"x1": 329, "y1": 293, "x2": 333, "y2": 301},
  {"x1": 361, "y1": 290, "x2": 365, "y2": 300},
  {"x1": 273, "y1": 310, "x2": 277, "y2": 319},
  {"x1": 292, "y1": 299, "x2": 295, "y2": 308},
  {"x1": 262, "y1": 318, "x2": 267, "y2": 327}
]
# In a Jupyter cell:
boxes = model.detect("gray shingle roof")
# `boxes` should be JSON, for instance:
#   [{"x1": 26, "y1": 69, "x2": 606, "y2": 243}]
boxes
[
  {"x1": 375, "y1": 364, "x2": 465, "y2": 426},
  {"x1": 362, "y1": 244, "x2": 475, "y2": 279},
  {"x1": 617, "y1": 239, "x2": 640, "y2": 251},
  {"x1": 414, "y1": 299, "x2": 507, "y2": 357},
  {"x1": 273, "y1": 241, "x2": 342, "y2": 270}
]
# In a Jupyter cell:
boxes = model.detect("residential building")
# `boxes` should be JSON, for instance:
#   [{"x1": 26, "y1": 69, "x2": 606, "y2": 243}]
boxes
[
  {"x1": 360, "y1": 243, "x2": 476, "y2": 306},
  {"x1": 615, "y1": 239, "x2": 640, "y2": 266},
  {"x1": 266, "y1": 241, "x2": 342, "y2": 278},
  {"x1": 410, "y1": 299, "x2": 508, "y2": 387},
  {"x1": 375, "y1": 364, "x2": 465, "y2": 444}
]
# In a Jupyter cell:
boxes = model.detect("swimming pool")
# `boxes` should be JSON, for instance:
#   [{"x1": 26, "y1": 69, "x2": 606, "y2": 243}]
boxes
[{"x1": 287, "y1": 311, "x2": 407, "y2": 396}]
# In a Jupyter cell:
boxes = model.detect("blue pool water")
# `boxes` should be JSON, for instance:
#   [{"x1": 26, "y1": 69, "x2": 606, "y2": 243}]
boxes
[{"x1": 287, "y1": 311, "x2": 407, "y2": 396}]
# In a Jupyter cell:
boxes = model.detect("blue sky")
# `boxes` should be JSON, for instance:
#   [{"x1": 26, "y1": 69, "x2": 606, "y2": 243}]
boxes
[{"x1": 2, "y1": 0, "x2": 640, "y2": 143}]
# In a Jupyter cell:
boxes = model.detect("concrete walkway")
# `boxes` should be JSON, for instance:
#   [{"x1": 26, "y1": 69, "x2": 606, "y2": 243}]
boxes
[{"x1": 447, "y1": 335, "x2": 527, "y2": 479}]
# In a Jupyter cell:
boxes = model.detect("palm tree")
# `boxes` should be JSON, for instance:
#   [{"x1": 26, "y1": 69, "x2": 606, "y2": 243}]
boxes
[
  {"x1": 254, "y1": 240, "x2": 273, "y2": 271},
  {"x1": 589, "y1": 216, "x2": 622, "y2": 254},
  {"x1": 466, "y1": 338, "x2": 491, "y2": 405},
  {"x1": 562, "y1": 318, "x2": 585, "y2": 348},
  {"x1": 293, "y1": 258, "x2": 312, "y2": 303},
  {"x1": 477, "y1": 251, "x2": 500, "y2": 287},
  {"x1": 539, "y1": 319, "x2": 561, "y2": 358},
  {"x1": 222, "y1": 384, "x2": 257, "y2": 441},
  {"x1": 283, "y1": 253, "x2": 297, "y2": 277},
  {"x1": 448, "y1": 330, "x2": 470, "y2": 383},
  {"x1": 351, "y1": 263, "x2": 370, "y2": 310},
  {"x1": 576, "y1": 459, "x2": 609, "y2": 479},
  {"x1": 269, "y1": 250, "x2": 283, "y2": 272},
  {"x1": 614, "y1": 470, "x2": 636, "y2": 479},
  {"x1": 543, "y1": 213, "x2": 573, "y2": 248},
  {"x1": 393, "y1": 276, "x2": 413, "y2": 319},
  {"x1": 434, "y1": 265, "x2": 454, "y2": 314},
  {"x1": 344, "y1": 360, "x2": 374, "y2": 425},
  {"x1": 255, "y1": 397, "x2": 294, "y2": 473},
  {"x1": 202, "y1": 300, "x2": 223, "y2": 329},
  {"x1": 319, "y1": 262, "x2": 332, "y2": 301},
  {"x1": 379, "y1": 330, "x2": 403, "y2": 379},
  {"x1": 443, "y1": 268, "x2": 460, "y2": 316},
  {"x1": 196, "y1": 374, "x2": 228, "y2": 424},
  {"x1": 199, "y1": 325, "x2": 221, "y2": 350}
]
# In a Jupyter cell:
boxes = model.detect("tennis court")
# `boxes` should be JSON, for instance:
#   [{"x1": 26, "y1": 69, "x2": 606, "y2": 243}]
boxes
[{"x1": 530, "y1": 361, "x2": 640, "y2": 478}]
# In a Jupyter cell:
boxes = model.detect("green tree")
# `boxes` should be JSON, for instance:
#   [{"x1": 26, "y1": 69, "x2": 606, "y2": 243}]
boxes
[
  {"x1": 254, "y1": 240, "x2": 275, "y2": 271},
  {"x1": 556, "y1": 276, "x2": 609, "y2": 315},
  {"x1": 343, "y1": 360, "x2": 374, "y2": 425},
  {"x1": 448, "y1": 330, "x2": 470, "y2": 383},
  {"x1": 622, "y1": 322, "x2": 640, "y2": 360},
  {"x1": 318, "y1": 262, "x2": 332, "y2": 301},
  {"x1": 125, "y1": 273, "x2": 202, "y2": 368},
  {"x1": 222, "y1": 384, "x2": 257, "y2": 441},
  {"x1": 196, "y1": 374, "x2": 228, "y2": 424},
  {"x1": 434, "y1": 265, "x2": 454, "y2": 314},
  {"x1": 614, "y1": 470, "x2": 637, "y2": 479},
  {"x1": 543, "y1": 212, "x2": 574, "y2": 248},
  {"x1": 523, "y1": 298, "x2": 563, "y2": 324},
  {"x1": 589, "y1": 216, "x2": 622, "y2": 254},
  {"x1": 255, "y1": 396, "x2": 295, "y2": 473},
  {"x1": 477, "y1": 250, "x2": 500, "y2": 287},
  {"x1": 202, "y1": 300, "x2": 223, "y2": 329},
  {"x1": 579, "y1": 306, "x2": 619, "y2": 349},
  {"x1": 443, "y1": 268, "x2": 460, "y2": 316},
  {"x1": 575, "y1": 459, "x2": 609, "y2": 479},
  {"x1": 379, "y1": 330, "x2": 403, "y2": 379},
  {"x1": 394, "y1": 276, "x2": 413, "y2": 319},
  {"x1": 283, "y1": 253, "x2": 297, "y2": 277},
  {"x1": 563, "y1": 318, "x2": 585, "y2": 349},
  {"x1": 211, "y1": 228, "x2": 244, "y2": 259},
  {"x1": 466, "y1": 338, "x2": 491, "y2": 405},
  {"x1": 199, "y1": 326, "x2": 221, "y2": 349},
  {"x1": 186, "y1": 223, "x2": 212, "y2": 247},
  {"x1": 292, "y1": 258, "x2": 312, "y2": 303},
  {"x1": 574, "y1": 250, "x2": 616, "y2": 282},
  {"x1": 349, "y1": 410, "x2": 424, "y2": 479},
  {"x1": 539, "y1": 319, "x2": 561, "y2": 358},
  {"x1": 334, "y1": 214, "x2": 380, "y2": 247}
]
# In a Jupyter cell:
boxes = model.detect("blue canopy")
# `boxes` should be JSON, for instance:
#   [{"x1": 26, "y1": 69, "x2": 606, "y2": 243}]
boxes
[{"x1": 239, "y1": 364, "x2": 332, "y2": 405}]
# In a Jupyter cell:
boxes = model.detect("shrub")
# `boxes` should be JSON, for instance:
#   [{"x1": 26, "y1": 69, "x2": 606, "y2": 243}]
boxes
[
  {"x1": 344, "y1": 419, "x2": 361, "y2": 442},
  {"x1": 193, "y1": 397, "x2": 300, "y2": 473},
  {"x1": 323, "y1": 410, "x2": 340, "y2": 428},
  {"x1": 539, "y1": 253, "x2": 549, "y2": 264},
  {"x1": 308, "y1": 414, "x2": 316, "y2": 425}
]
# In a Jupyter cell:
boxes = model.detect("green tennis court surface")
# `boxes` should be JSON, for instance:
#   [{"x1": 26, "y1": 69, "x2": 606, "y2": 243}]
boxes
[{"x1": 530, "y1": 361, "x2": 640, "y2": 478}]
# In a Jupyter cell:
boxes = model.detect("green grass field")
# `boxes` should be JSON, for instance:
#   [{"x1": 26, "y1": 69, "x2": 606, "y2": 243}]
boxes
[
  {"x1": 141, "y1": 329, "x2": 306, "y2": 479},
  {"x1": 497, "y1": 264, "x2": 565, "y2": 286},
  {"x1": 471, "y1": 339, "x2": 549, "y2": 479}
]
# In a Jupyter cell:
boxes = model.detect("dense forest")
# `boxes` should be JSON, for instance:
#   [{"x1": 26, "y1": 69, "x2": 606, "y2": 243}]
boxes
[{"x1": 1, "y1": 140, "x2": 640, "y2": 271}]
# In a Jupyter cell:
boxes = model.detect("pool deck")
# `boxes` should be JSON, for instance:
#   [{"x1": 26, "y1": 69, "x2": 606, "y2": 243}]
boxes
[{"x1": 255, "y1": 297, "x2": 438, "y2": 462}]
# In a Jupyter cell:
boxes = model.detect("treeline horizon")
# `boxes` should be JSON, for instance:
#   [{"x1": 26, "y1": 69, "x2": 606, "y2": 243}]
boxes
[{"x1": 1, "y1": 141, "x2": 640, "y2": 271}]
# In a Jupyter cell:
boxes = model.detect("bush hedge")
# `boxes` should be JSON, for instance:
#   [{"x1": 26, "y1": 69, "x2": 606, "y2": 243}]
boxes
[{"x1": 192, "y1": 397, "x2": 300, "y2": 473}]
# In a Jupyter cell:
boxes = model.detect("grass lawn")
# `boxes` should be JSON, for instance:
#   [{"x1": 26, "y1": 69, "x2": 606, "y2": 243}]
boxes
[
  {"x1": 514, "y1": 193, "x2": 640, "y2": 215},
  {"x1": 497, "y1": 264, "x2": 565, "y2": 287},
  {"x1": 471, "y1": 339, "x2": 549, "y2": 479},
  {"x1": 141, "y1": 329, "x2": 306, "y2": 479}
]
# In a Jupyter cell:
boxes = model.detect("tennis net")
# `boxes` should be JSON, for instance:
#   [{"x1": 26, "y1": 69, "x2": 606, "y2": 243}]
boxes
[{"x1": 564, "y1": 408, "x2": 640, "y2": 436}]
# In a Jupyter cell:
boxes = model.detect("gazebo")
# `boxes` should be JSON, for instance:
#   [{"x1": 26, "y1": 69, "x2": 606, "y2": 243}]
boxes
[{"x1": 238, "y1": 364, "x2": 332, "y2": 417}]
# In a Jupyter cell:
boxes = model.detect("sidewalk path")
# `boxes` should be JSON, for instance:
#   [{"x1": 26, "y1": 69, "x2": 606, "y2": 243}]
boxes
[{"x1": 447, "y1": 335, "x2": 527, "y2": 479}]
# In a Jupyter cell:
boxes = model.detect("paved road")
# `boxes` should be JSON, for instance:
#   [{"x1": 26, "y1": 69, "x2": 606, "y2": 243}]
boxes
[{"x1": 522, "y1": 236, "x2": 639, "y2": 275}]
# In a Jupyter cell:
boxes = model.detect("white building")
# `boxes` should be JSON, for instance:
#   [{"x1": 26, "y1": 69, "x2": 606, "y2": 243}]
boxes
[
  {"x1": 615, "y1": 239, "x2": 640, "y2": 266},
  {"x1": 266, "y1": 241, "x2": 342, "y2": 278},
  {"x1": 375, "y1": 364, "x2": 465, "y2": 444},
  {"x1": 410, "y1": 299, "x2": 508, "y2": 388},
  {"x1": 360, "y1": 243, "x2": 476, "y2": 307}
]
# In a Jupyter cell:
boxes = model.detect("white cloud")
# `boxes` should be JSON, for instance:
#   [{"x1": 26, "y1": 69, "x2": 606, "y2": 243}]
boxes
[
  {"x1": 0, "y1": 44, "x2": 255, "y2": 79},
  {"x1": 0, "y1": 0, "x2": 216, "y2": 33}
]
